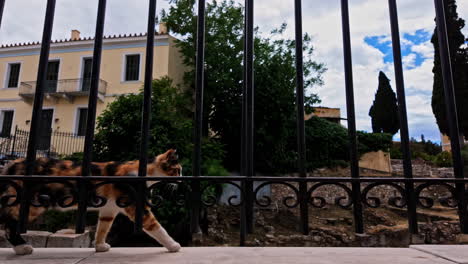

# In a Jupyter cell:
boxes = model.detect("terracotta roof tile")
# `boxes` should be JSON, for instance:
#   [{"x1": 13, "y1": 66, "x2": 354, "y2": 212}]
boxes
[{"x1": 0, "y1": 31, "x2": 165, "y2": 49}]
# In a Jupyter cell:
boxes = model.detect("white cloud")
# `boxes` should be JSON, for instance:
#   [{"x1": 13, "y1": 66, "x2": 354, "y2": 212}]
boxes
[{"x1": 1, "y1": 0, "x2": 467, "y2": 142}]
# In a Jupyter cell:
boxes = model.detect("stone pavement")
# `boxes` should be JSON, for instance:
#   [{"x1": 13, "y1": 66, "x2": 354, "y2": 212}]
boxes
[{"x1": 1, "y1": 246, "x2": 468, "y2": 264}]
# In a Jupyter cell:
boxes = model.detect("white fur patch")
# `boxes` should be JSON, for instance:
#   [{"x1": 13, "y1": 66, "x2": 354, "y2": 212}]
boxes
[
  {"x1": 95, "y1": 243, "x2": 111, "y2": 252},
  {"x1": 145, "y1": 227, "x2": 181, "y2": 252},
  {"x1": 13, "y1": 244, "x2": 33, "y2": 255}
]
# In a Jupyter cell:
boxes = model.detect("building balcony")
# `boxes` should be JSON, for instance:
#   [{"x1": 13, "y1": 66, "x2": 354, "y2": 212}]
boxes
[{"x1": 19, "y1": 78, "x2": 107, "y2": 103}]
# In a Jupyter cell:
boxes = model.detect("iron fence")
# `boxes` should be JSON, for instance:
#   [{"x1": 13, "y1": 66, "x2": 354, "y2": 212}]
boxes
[
  {"x1": 0, "y1": 0, "x2": 466, "y2": 247},
  {"x1": 0, "y1": 126, "x2": 84, "y2": 162}
]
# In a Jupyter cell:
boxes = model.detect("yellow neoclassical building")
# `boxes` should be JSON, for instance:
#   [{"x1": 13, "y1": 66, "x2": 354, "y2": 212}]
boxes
[{"x1": 0, "y1": 24, "x2": 186, "y2": 155}]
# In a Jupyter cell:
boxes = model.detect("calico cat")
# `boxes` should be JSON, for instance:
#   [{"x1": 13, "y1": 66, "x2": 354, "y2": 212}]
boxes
[{"x1": 0, "y1": 149, "x2": 182, "y2": 255}]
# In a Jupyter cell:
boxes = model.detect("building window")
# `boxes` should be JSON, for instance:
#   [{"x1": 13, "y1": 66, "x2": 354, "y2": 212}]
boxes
[
  {"x1": 46, "y1": 60, "x2": 60, "y2": 92},
  {"x1": 0, "y1": 110, "x2": 14, "y2": 137},
  {"x1": 6, "y1": 63, "x2": 21, "y2": 88},
  {"x1": 76, "y1": 108, "x2": 88, "y2": 136},
  {"x1": 124, "y1": 54, "x2": 140, "y2": 81}
]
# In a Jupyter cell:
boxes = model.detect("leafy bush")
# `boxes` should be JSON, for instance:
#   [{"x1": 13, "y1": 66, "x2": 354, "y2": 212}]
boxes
[
  {"x1": 357, "y1": 132, "x2": 393, "y2": 154},
  {"x1": 37, "y1": 211, "x2": 97, "y2": 233},
  {"x1": 60, "y1": 152, "x2": 83, "y2": 162},
  {"x1": 269, "y1": 117, "x2": 394, "y2": 172},
  {"x1": 434, "y1": 151, "x2": 453, "y2": 167}
]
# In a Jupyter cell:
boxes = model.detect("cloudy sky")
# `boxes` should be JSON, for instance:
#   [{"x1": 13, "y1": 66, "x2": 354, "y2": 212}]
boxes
[{"x1": 1, "y1": 0, "x2": 467, "y2": 143}]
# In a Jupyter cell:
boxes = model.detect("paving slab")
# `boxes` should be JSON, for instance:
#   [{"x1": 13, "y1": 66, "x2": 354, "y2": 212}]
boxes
[
  {"x1": 0, "y1": 247, "x2": 455, "y2": 264},
  {"x1": 0, "y1": 248, "x2": 94, "y2": 264},
  {"x1": 411, "y1": 245, "x2": 468, "y2": 264}
]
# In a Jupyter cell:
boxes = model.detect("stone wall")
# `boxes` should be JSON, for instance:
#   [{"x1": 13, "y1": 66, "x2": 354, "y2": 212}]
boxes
[
  {"x1": 268, "y1": 160, "x2": 456, "y2": 206},
  {"x1": 391, "y1": 159, "x2": 454, "y2": 178}
]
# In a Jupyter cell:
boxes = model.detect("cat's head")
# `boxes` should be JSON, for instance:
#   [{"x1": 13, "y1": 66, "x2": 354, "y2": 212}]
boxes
[{"x1": 154, "y1": 149, "x2": 182, "y2": 177}]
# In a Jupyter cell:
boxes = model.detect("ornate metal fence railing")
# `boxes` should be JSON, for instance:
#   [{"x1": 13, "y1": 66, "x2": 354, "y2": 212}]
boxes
[
  {"x1": 0, "y1": 0, "x2": 466, "y2": 246},
  {"x1": 0, "y1": 126, "x2": 84, "y2": 162}
]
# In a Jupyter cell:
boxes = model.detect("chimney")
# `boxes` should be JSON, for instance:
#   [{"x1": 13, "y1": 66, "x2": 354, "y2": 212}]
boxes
[
  {"x1": 71, "y1": 29, "x2": 81, "y2": 40},
  {"x1": 158, "y1": 22, "x2": 167, "y2": 34}
]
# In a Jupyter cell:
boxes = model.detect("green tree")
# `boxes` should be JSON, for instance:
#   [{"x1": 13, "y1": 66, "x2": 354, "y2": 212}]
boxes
[
  {"x1": 431, "y1": 0, "x2": 468, "y2": 139},
  {"x1": 93, "y1": 77, "x2": 225, "y2": 176},
  {"x1": 368, "y1": 71, "x2": 400, "y2": 135},
  {"x1": 162, "y1": 0, "x2": 326, "y2": 172}
]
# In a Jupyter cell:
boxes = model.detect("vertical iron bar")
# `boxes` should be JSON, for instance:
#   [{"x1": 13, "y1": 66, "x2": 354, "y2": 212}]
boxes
[
  {"x1": 340, "y1": 0, "x2": 364, "y2": 234},
  {"x1": 388, "y1": 0, "x2": 418, "y2": 235},
  {"x1": 243, "y1": 0, "x2": 254, "y2": 234},
  {"x1": 190, "y1": 0, "x2": 206, "y2": 236},
  {"x1": 294, "y1": 0, "x2": 309, "y2": 235},
  {"x1": 76, "y1": 0, "x2": 106, "y2": 234},
  {"x1": 18, "y1": 0, "x2": 56, "y2": 233},
  {"x1": 0, "y1": 0, "x2": 4, "y2": 29},
  {"x1": 10, "y1": 125, "x2": 17, "y2": 157},
  {"x1": 136, "y1": 0, "x2": 157, "y2": 233},
  {"x1": 434, "y1": 0, "x2": 467, "y2": 233},
  {"x1": 239, "y1": 0, "x2": 248, "y2": 246}
]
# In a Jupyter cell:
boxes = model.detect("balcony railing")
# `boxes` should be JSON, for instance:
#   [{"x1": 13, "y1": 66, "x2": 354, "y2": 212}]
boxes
[{"x1": 19, "y1": 78, "x2": 107, "y2": 102}]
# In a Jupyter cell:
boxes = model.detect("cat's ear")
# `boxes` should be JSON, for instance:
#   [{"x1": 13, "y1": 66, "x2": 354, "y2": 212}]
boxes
[{"x1": 167, "y1": 149, "x2": 179, "y2": 165}]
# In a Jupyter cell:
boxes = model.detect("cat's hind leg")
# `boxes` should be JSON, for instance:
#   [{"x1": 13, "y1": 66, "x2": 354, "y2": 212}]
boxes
[{"x1": 5, "y1": 218, "x2": 33, "y2": 255}]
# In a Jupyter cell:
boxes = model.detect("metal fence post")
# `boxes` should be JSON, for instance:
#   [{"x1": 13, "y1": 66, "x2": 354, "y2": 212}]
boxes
[
  {"x1": 18, "y1": 0, "x2": 56, "y2": 233},
  {"x1": 191, "y1": 0, "x2": 206, "y2": 237},
  {"x1": 0, "y1": 0, "x2": 5, "y2": 29},
  {"x1": 136, "y1": 0, "x2": 157, "y2": 234},
  {"x1": 243, "y1": 0, "x2": 255, "y2": 236},
  {"x1": 77, "y1": 0, "x2": 107, "y2": 234},
  {"x1": 340, "y1": 0, "x2": 364, "y2": 234},
  {"x1": 388, "y1": 0, "x2": 418, "y2": 235},
  {"x1": 294, "y1": 0, "x2": 309, "y2": 235},
  {"x1": 433, "y1": 0, "x2": 468, "y2": 233},
  {"x1": 8, "y1": 126, "x2": 16, "y2": 157}
]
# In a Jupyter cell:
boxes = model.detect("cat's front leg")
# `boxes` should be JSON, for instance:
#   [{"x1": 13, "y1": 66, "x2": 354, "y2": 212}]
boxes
[
  {"x1": 123, "y1": 207, "x2": 181, "y2": 252},
  {"x1": 94, "y1": 209, "x2": 118, "y2": 252}
]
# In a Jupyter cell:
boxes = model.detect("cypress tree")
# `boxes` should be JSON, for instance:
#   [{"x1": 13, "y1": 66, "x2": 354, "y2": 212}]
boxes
[
  {"x1": 369, "y1": 71, "x2": 400, "y2": 135},
  {"x1": 431, "y1": 0, "x2": 468, "y2": 140}
]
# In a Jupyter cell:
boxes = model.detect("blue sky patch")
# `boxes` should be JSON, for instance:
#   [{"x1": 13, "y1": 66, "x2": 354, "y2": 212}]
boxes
[{"x1": 364, "y1": 29, "x2": 432, "y2": 69}]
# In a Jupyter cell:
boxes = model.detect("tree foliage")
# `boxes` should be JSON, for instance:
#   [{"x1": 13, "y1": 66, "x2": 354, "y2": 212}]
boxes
[
  {"x1": 93, "y1": 77, "x2": 226, "y2": 176},
  {"x1": 431, "y1": 0, "x2": 468, "y2": 139},
  {"x1": 162, "y1": 0, "x2": 326, "y2": 173},
  {"x1": 368, "y1": 71, "x2": 400, "y2": 135}
]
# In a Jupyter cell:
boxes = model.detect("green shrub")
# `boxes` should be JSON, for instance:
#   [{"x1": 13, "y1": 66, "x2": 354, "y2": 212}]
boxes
[
  {"x1": 60, "y1": 152, "x2": 83, "y2": 162},
  {"x1": 434, "y1": 151, "x2": 453, "y2": 167},
  {"x1": 389, "y1": 145, "x2": 403, "y2": 159},
  {"x1": 38, "y1": 211, "x2": 98, "y2": 233},
  {"x1": 357, "y1": 132, "x2": 393, "y2": 154}
]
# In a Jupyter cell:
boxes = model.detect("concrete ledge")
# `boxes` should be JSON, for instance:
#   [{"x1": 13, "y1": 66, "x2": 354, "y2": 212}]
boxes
[
  {"x1": 1, "y1": 229, "x2": 90, "y2": 248},
  {"x1": 0, "y1": 230, "x2": 52, "y2": 248},
  {"x1": 46, "y1": 229, "x2": 91, "y2": 248},
  {"x1": 21, "y1": 231, "x2": 52, "y2": 248}
]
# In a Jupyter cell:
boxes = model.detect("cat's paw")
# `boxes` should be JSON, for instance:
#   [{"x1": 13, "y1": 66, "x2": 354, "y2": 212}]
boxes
[
  {"x1": 95, "y1": 243, "x2": 111, "y2": 252},
  {"x1": 166, "y1": 242, "x2": 181, "y2": 252},
  {"x1": 13, "y1": 244, "x2": 34, "y2": 255}
]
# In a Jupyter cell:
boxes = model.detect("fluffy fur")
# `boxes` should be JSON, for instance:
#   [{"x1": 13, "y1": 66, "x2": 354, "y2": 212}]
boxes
[{"x1": 0, "y1": 149, "x2": 181, "y2": 255}]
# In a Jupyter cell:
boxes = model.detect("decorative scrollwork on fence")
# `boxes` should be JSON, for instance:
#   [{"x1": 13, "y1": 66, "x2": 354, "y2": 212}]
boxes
[
  {"x1": 201, "y1": 181, "x2": 243, "y2": 207},
  {"x1": 146, "y1": 181, "x2": 186, "y2": 208},
  {"x1": 414, "y1": 182, "x2": 457, "y2": 208},
  {"x1": 29, "y1": 180, "x2": 78, "y2": 208},
  {"x1": 361, "y1": 182, "x2": 406, "y2": 208},
  {"x1": 307, "y1": 183, "x2": 353, "y2": 209},
  {"x1": 254, "y1": 181, "x2": 299, "y2": 208}
]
